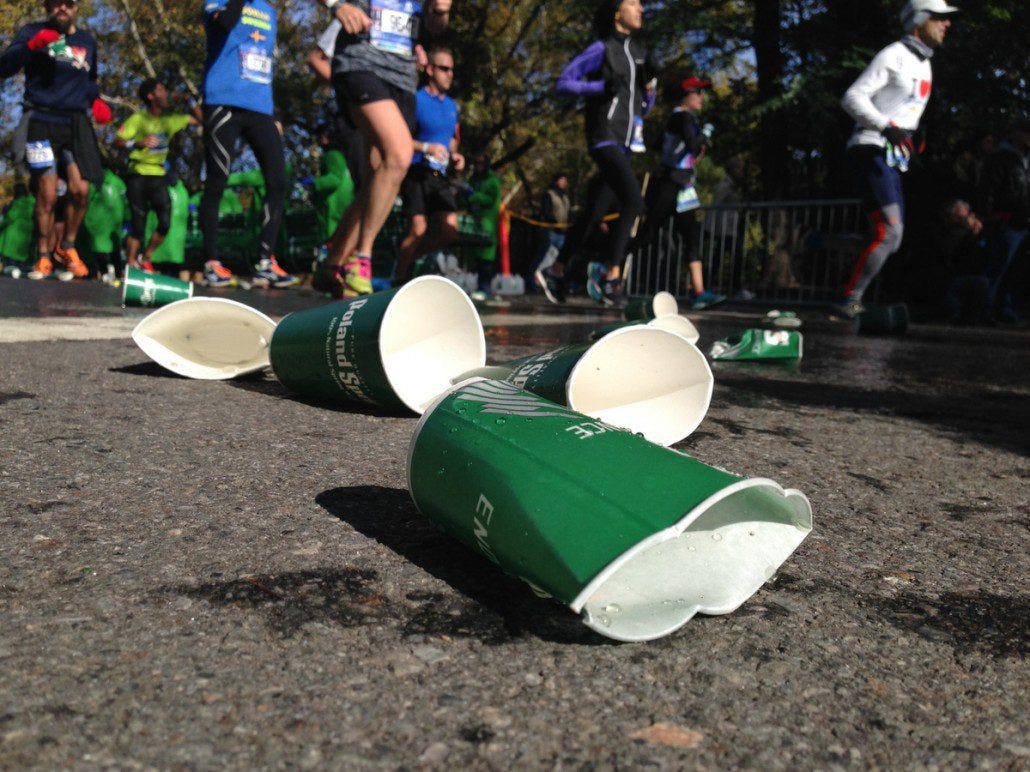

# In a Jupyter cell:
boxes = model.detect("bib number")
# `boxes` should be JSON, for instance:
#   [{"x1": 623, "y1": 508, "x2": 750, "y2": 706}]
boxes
[
  {"x1": 676, "y1": 185, "x2": 700, "y2": 213},
  {"x1": 370, "y1": 0, "x2": 420, "y2": 56},
  {"x1": 26, "y1": 140, "x2": 56, "y2": 171},
  {"x1": 239, "y1": 45, "x2": 273, "y2": 84}
]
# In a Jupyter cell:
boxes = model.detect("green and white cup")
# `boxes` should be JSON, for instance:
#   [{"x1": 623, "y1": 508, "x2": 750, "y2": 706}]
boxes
[
  {"x1": 855, "y1": 303, "x2": 909, "y2": 336},
  {"x1": 591, "y1": 314, "x2": 701, "y2": 346},
  {"x1": 122, "y1": 266, "x2": 193, "y2": 308},
  {"x1": 270, "y1": 275, "x2": 486, "y2": 414},
  {"x1": 458, "y1": 326, "x2": 712, "y2": 446},
  {"x1": 624, "y1": 291, "x2": 679, "y2": 321},
  {"x1": 132, "y1": 297, "x2": 276, "y2": 379},
  {"x1": 709, "y1": 328, "x2": 803, "y2": 361},
  {"x1": 408, "y1": 378, "x2": 813, "y2": 642}
]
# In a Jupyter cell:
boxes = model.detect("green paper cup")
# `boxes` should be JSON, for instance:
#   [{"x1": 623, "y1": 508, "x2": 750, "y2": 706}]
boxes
[
  {"x1": 131, "y1": 297, "x2": 276, "y2": 379},
  {"x1": 459, "y1": 326, "x2": 712, "y2": 446},
  {"x1": 269, "y1": 275, "x2": 486, "y2": 413},
  {"x1": 624, "y1": 291, "x2": 679, "y2": 321},
  {"x1": 709, "y1": 329, "x2": 803, "y2": 361},
  {"x1": 591, "y1": 315, "x2": 701, "y2": 346},
  {"x1": 855, "y1": 303, "x2": 909, "y2": 336},
  {"x1": 408, "y1": 378, "x2": 813, "y2": 642},
  {"x1": 122, "y1": 266, "x2": 193, "y2": 308}
]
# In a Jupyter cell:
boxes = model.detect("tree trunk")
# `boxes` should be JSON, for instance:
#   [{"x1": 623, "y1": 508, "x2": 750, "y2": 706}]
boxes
[{"x1": 753, "y1": 0, "x2": 786, "y2": 199}]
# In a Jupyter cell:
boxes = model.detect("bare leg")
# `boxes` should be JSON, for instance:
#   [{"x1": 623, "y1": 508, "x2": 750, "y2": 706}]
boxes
[
  {"x1": 62, "y1": 163, "x2": 90, "y2": 243},
  {"x1": 32, "y1": 174, "x2": 57, "y2": 256},
  {"x1": 688, "y1": 260, "x2": 704, "y2": 294},
  {"x1": 395, "y1": 213, "x2": 427, "y2": 280}
]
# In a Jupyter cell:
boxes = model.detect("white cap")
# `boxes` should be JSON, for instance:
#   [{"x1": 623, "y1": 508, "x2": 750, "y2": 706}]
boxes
[{"x1": 900, "y1": 0, "x2": 959, "y2": 30}]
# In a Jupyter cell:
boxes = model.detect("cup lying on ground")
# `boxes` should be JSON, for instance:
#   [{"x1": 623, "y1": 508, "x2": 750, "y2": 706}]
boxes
[
  {"x1": 624, "y1": 291, "x2": 679, "y2": 321},
  {"x1": 709, "y1": 329, "x2": 803, "y2": 361},
  {"x1": 122, "y1": 266, "x2": 193, "y2": 308},
  {"x1": 408, "y1": 378, "x2": 813, "y2": 642},
  {"x1": 270, "y1": 275, "x2": 486, "y2": 414},
  {"x1": 855, "y1": 303, "x2": 909, "y2": 336},
  {"x1": 457, "y1": 326, "x2": 712, "y2": 446},
  {"x1": 591, "y1": 314, "x2": 701, "y2": 346},
  {"x1": 132, "y1": 297, "x2": 276, "y2": 379}
]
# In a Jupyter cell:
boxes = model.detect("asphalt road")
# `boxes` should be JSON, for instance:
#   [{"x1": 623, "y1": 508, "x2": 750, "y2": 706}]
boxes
[{"x1": 1, "y1": 278, "x2": 1027, "y2": 769}]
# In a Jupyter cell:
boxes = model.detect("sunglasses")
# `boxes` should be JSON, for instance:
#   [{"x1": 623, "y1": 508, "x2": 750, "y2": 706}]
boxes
[{"x1": 47, "y1": 0, "x2": 77, "y2": 7}]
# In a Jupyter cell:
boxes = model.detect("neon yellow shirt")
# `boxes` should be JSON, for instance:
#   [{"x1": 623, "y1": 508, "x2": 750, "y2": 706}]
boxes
[{"x1": 116, "y1": 112, "x2": 192, "y2": 176}]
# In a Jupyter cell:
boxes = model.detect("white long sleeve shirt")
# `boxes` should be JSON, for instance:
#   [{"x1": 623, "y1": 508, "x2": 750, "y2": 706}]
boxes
[{"x1": 841, "y1": 37, "x2": 934, "y2": 149}]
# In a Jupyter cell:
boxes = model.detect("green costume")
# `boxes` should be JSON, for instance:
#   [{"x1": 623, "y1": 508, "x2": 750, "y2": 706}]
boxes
[
  {"x1": 146, "y1": 180, "x2": 189, "y2": 265},
  {"x1": 467, "y1": 168, "x2": 501, "y2": 262},
  {"x1": 83, "y1": 171, "x2": 126, "y2": 255},
  {"x1": 0, "y1": 193, "x2": 36, "y2": 263},
  {"x1": 312, "y1": 149, "x2": 355, "y2": 243}
]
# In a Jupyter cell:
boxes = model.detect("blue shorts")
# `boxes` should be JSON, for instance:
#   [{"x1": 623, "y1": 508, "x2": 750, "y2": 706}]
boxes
[{"x1": 848, "y1": 145, "x2": 904, "y2": 218}]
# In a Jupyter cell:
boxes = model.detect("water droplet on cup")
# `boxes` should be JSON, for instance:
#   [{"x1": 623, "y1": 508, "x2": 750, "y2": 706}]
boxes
[
  {"x1": 598, "y1": 615, "x2": 611, "y2": 627},
  {"x1": 603, "y1": 604, "x2": 621, "y2": 614},
  {"x1": 495, "y1": 418, "x2": 506, "y2": 426},
  {"x1": 711, "y1": 533, "x2": 723, "y2": 541}
]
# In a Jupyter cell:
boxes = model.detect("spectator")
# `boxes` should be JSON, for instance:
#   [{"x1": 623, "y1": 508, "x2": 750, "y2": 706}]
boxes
[
  {"x1": 466, "y1": 153, "x2": 501, "y2": 296},
  {"x1": 935, "y1": 198, "x2": 990, "y2": 324},
  {"x1": 531, "y1": 172, "x2": 571, "y2": 281}
]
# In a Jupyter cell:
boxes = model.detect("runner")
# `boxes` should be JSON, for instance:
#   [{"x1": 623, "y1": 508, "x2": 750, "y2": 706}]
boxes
[
  {"x1": 634, "y1": 74, "x2": 725, "y2": 309},
  {"x1": 837, "y1": 0, "x2": 958, "y2": 318},
  {"x1": 199, "y1": 0, "x2": 297, "y2": 288},
  {"x1": 0, "y1": 0, "x2": 111, "y2": 281},
  {"x1": 535, "y1": 0, "x2": 654, "y2": 306},
  {"x1": 114, "y1": 79, "x2": 202, "y2": 272},
  {"x1": 311, "y1": 0, "x2": 453, "y2": 299},
  {"x1": 394, "y1": 46, "x2": 464, "y2": 284}
]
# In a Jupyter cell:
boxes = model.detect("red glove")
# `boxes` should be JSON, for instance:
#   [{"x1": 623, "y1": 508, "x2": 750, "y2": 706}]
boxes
[
  {"x1": 27, "y1": 29, "x2": 61, "y2": 51},
  {"x1": 91, "y1": 98, "x2": 112, "y2": 125}
]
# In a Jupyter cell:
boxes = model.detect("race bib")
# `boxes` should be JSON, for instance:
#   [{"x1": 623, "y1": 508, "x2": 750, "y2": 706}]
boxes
[
  {"x1": 676, "y1": 184, "x2": 700, "y2": 213},
  {"x1": 239, "y1": 45, "x2": 273, "y2": 83},
  {"x1": 370, "y1": 0, "x2": 420, "y2": 56},
  {"x1": 148, "y1": 132, "x2": 169, "y2": 154},
  {"x1": 26, "y1": 140, "x2": 56, "y2": 171}
]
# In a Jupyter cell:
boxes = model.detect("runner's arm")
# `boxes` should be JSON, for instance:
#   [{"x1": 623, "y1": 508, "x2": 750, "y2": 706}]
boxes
[
  {"x1": 0, "y1": 27, "x2": 33, "y2": 78},
  {"x1": 556, "y1": 41, "x2": 606, "y2": 97},
  {"x1": 206, "y1": 0, "x2": 246, "y2": 33},
  {"x1": 306, "y1": 48, "x2": 332, "y2": 82},
  {"x1": 840, "y1": 50, "x2": 892, "y2": 131}
]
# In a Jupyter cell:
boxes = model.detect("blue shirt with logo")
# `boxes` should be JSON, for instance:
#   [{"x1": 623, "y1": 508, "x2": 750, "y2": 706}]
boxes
[
  {"x1": 203, "y1": 0, "x2": 276, "y2": 115},
  {"x1": 412, "y1": 87, "x2": 458, "y2": 172}
]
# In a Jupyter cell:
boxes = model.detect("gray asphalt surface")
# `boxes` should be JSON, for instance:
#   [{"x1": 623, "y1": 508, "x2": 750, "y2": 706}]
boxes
[{"x1": 1, "y1": 279, "x2": 1027, "y2": 769}]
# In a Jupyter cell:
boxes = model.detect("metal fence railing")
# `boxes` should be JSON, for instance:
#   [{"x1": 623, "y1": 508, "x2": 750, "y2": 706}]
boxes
[{"x1": 626, "y1": 199, "x2": 868, "y2": 303}]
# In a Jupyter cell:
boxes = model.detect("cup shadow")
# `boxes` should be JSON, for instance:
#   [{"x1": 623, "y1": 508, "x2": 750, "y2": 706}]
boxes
[{"x1": 317, "y1": 484, "x2": 610, "y2": 645}]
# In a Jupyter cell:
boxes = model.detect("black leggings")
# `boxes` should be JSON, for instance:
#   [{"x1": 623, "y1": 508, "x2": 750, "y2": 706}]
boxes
[
  {"x1": 125, "y1": 174, "x2": 171, "y2": 240},
  {"x1": 200, "y1": 105, "x2": 285, "y2": 263},
  {"x1": 635, "y1": 172, "x2": 700, "y2": 262},
  {"x1": 558, "y1": 144, "x2": 643, "y2": 271}
]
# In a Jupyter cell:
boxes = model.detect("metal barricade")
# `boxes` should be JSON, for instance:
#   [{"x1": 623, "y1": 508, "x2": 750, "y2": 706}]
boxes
[{"x1": 627, "y1": 199, "x2": 867, "y2": 303}]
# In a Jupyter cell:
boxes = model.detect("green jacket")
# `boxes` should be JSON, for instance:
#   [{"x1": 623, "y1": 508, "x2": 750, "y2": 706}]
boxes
[
  {"x1": 0, "y1": 194, "x2": 36, "y2": 262},
  {"x1": 312, "y1": 150, "x2": 355, "y2": 243},
  {"x1": 83, "y1": 171, "x2": 126, "y2": 254},
  {"x1": 146, "y1": 181, "x2": 190, "y2": 265}
]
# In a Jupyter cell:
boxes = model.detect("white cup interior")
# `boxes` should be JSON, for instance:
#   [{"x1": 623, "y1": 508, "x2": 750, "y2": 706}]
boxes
[
  {"x1": 132, "y1": 297, "x2": 276, "y2": 380},
  {"x1": 379, "y1": 275, "x2": 487, "y2": 413},
  {"x1": 647, "y1": 314, "x2": 700, "y2": 345},
  {"x1": 574, "y1": 479, "x2": 812, "y2": 642},
  {"x1": 566, "y1": 326, "x2": 713, "y2": 446}
]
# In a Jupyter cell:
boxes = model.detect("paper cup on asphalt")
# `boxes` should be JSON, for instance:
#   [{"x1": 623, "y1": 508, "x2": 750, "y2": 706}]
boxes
[
  {"x1": 624, "y1": 291, "x2": 679, "y2": 321},
  {"x1": 269, "y1": 275, "x2": 486, "y2": 414},
  {"x1": 709, "y1": 329, "x2": 803, "y2": 361},
  {"x1": 461, "y1": 327, "x2": 712, "y2": 446},
  {"x1": 590, "y1": 315, "x2": 701, "y2": 346},
  {"x1": 408, "y1": 378, "x2": 813, "y2": 642},
  {"x1": 855, "y1": 303, "x2": 909, "y2": 336},
  {"x1": 122, "y1": 266, "x2": 193, "y2": 308},
  {"x1": 132, "y1": 297, "x2": 276, "y2": 379}
]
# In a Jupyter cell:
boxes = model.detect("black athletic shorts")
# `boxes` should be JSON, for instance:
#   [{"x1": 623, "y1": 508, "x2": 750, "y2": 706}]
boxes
[
  {"x1": 25, "y1": 118, "x2": 76, "y2": 176},
  {"x1": 125, "y1": 174, "x2": 172, "y2": 239},
  {"x1": 402, "y1": 163, "x2": 458, "y2": 217},
  {"x1": 332, "y1": 70, "x2": 416, "y2": 135}
]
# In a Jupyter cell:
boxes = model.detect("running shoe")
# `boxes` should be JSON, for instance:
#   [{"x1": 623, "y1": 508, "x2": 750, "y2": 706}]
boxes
[
  {"x1": 832, "y1": 297, "x2": 864, "y2": 319},
  {"x1": 534, "y1": 267, "x2": 566, "y2": 304},
  {"x1": 254, "y1": 256, "x2": 298, "y2": 288},
  {"x1": 602, "y1": 278, "x2": 624, "y2": 307},
  {"x1": 312, "y1": 264, "x2": 346, "y2": 299},
  {"x1": 54, "y1": 244, "x2": 89, "y2": 279},
  {"x1": 586, "y1": 261, "x2": 606, "y2": 303},
  {"x1": 139, "y1": 257, "x2": 156, "y2": 273},
  {"x1": 343, "y1": 255, "x2": 373, "y2": 297},
  {"x1": 203, "y1": 260, "x2": 236, "y2": 287},
  {"x1": 690, "y1": 290, "x2": 727, "y2": 310},
  {"x1": 28, "y1": 255, "x2": 54, "y2": 280}
]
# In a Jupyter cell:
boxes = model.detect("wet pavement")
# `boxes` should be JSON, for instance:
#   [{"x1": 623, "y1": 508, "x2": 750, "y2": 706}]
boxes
[{"x1": 0, "y1": 275, "x2": 1027, "y2": 768}]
